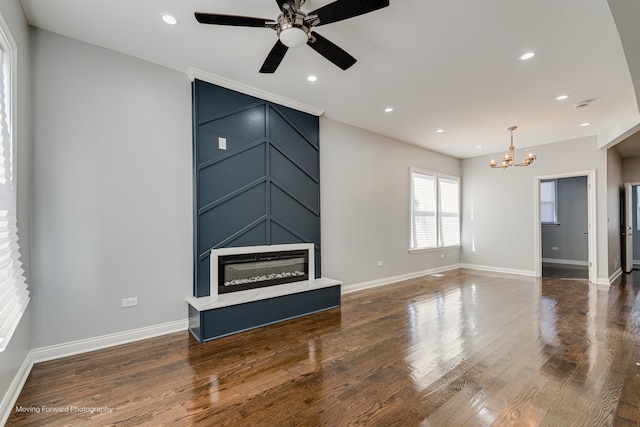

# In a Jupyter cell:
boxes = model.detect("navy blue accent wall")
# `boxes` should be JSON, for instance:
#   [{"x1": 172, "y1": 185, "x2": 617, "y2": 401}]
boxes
[{"x1": 193, "y1": 80, "x2": 321, "y2": 297}]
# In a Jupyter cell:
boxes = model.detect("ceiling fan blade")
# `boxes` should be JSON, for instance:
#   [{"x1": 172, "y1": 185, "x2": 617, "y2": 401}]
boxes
[
  {"x1": 195, "y1": 12, "x2": 274, "y2": 28},
  {"x1": 309, "y1": 0, "x2": 389, "y2": 26},
  {"x1": 260, "y1": 40, "x2": 289, "y2": 73},
  {"x1": 307, "y1": 32, "x2": 356, "y2": 70}
]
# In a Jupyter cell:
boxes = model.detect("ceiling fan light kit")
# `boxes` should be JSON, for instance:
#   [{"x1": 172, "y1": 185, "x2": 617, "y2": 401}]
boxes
[{"x1": 195, "y1": 0, "x2": 390, "y2": 73}]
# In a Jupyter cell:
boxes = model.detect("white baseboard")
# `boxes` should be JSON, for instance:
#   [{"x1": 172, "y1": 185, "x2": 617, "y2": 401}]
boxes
[
  {"x1": 460, "y1": 263, "x2": 537, "y2": 277},
  {"x1": 341, "y1": 264, "x2": 461, "y2": 294},
  {"x1": 1, "y1": 319, "x2": 189, "y2": 425},
  {"x1": 593, "y1": 268, "x2": 621, "y2": 290},
  {"x1": 32, "y1": 319, "x2": 188, "y2": 364},
  {"x1": 542, "y1": 258, "x2": 589, "y2": 266},
  {"x1": 0, "y1": 350, "x2": 34, "y2": 427}
]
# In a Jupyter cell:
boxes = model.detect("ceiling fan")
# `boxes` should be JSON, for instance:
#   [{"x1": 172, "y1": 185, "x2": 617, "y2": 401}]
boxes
[{"x1": 195, "y1": 0, "x2": 390, "y2": 73}]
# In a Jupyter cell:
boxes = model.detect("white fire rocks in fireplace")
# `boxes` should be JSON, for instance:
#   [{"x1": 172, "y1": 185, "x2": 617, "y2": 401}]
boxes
[{"x1": 210, "y1": 243, "x2": 315, "y2": 298}]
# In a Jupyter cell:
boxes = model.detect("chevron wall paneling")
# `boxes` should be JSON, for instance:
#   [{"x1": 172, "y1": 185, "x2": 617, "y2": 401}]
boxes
[{"x1": 192, "y1": 79, "x2": 321, "y2": 297}]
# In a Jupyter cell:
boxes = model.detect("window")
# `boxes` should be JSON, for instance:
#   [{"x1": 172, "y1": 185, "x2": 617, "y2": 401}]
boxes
[
  {"x1": 540, "y1": 179, "x2": 558, "y2": 225},
  {"x1": 410, "y1": 168, "x2": 460, "y2": 250},
  {"x1": 0, "y1": 13, "x2": 29, "y2": 352}
]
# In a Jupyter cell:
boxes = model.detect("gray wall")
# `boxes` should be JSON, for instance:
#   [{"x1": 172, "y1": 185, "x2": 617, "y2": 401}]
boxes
[
  {"x1": 462, "y1": 136, "x2": 611, "y2": 282},
  {"x1": 621, "y1": 156, "x2": 640, "y2": 183},
  {"x1": 320, "y1": 118, "x2": 461, "y2": 287},
  {"x1": 620, "y1": 156, "x2": 640, "y2": 266},
  {"x1": 0, "y1": 0, "x2": 32, "y2": 409},
  {"x1": 541, "y1": 176, "x2": 588, "y2": 263},
  {"x1": 29, "y1": 28, "x2": 463, "y2": 348},
  {"x1": 608, "y1": 148, "x2": 622, "y2": 274},
  {"x1": 1, "y1": 1, "x2": 630, "y2": 410},
  {"x1": 31, "y1": 29, "x2": 193, "y2": 347}
]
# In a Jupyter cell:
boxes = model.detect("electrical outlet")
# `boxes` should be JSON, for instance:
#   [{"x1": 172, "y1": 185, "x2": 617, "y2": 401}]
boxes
[
  {"x1": 218, "y1": 137, "x2": 227, "y2": 150},
  {"x1": 122, "y1": 297, "x2": 138, "y2": 308},
  {"x1": 440, "y1": 254, "x2": 445, "y2": 259},
  {"x1": 552, "y1": 246, "x2": 559, "y2": 251},
  {"x1": 376, "y1": 261, "x2": 383, "y2": 267}
]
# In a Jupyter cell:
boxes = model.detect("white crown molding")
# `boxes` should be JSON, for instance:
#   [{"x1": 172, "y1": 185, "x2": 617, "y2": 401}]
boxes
[{"x1": 186, "y1": 67, "x2": 324, "y2": 117}]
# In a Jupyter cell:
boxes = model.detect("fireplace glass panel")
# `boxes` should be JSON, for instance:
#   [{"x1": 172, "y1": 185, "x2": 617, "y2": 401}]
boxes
[{"x1": 218, "y1": 250, "x2": 309, "y2": 294}]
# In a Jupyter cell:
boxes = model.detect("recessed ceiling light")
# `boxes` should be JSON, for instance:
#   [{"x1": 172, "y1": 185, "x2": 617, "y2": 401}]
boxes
[
  {"x1": 476, "y1": 145, "x2": 483, "y2": 149},
  {"x1": 519, "y1": 52, "x2": 535, "y2": 61},
  {"x1": 436, "y1": 129, "x2": 444, "y2": 133},
  {"x1": 580, "y1": 122, "x2": 592, "y2": 127},
  {"x1": 307, "y1": 75, "x2": 317, "y2": 82},
  {"x1": 555, "y1": 94, "x2": 569, "y2": 101},
  {"x1": 385, "y1": 107, "x2": 393, "y2": 113},
  {"x1": 161, "y1": 13, "x2": 179, "y2": 25}
]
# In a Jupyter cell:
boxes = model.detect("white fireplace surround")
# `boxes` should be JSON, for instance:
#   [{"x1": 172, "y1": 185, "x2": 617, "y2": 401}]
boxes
[
  {"x1": 211, "y1": 243, "x2": 315, "y2": 296},
  {"x1": 187, "y1": 243, "x2": 340, "y2": 312}
]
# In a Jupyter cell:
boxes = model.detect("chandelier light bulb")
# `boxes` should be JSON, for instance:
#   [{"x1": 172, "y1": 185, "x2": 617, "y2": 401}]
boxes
[{"x1": 489, "y1": 126, "x2": 537, "y2": 169}]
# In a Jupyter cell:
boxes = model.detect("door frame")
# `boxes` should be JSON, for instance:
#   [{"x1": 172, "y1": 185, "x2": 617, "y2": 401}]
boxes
[
  {"x1": 533, "y1": 170, "x2": 596, "y2": 283},
  {"x1": 623, "y1": 182, "x2": 640, "y2": 273}
]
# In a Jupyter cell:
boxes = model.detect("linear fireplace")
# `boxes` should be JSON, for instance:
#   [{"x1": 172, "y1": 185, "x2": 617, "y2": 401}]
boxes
[
  {"x1": 189, "y1": 242, "x2": 339, "y2": 342},
  {"x1": 218, "y1": 249, "x2": 309, "y2": 294},
  {"x1": 210, "y1": 243, "x2": 315, "y2": 297}
]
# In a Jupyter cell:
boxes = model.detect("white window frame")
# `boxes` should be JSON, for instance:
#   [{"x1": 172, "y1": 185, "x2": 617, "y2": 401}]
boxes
[
  {"x1": 409, "y1": 167, "x2": 460, "y2": 252},
  {"x1": 0, "y1": 11, "x2": 29, "y2": 353},
  {"x1": 540, "y1": 179, "x2": 559, "y2": 225}
]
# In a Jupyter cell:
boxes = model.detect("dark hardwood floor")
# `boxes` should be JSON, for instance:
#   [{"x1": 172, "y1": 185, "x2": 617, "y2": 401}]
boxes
[
  {"x1": 542, "y1": 262, "x2": 589, "y2": 280},
  {"x1": 7, "y1": 269, "x2": 640, "y2": 426}
]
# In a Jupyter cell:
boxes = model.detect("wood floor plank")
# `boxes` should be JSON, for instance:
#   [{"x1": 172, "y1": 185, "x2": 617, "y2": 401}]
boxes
[{"x1": 7, "y1": 269, "x2": 640, "y2": 426}]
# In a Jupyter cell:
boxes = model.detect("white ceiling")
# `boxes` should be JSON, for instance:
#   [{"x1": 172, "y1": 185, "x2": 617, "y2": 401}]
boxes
[{"x1": 19, "y1": 0, "x2": 640, "y2": 159}]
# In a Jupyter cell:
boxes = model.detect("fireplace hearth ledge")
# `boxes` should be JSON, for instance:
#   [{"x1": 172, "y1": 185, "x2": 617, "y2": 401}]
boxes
[
  {"x1": 188, "y1": 243, "x2": 341, "y2": 342},
  {"x1": 186, "y1": 276, "x2": 341, "y2": 311},
  {"x1": 187, "y1": 275, "x2": 342, "y2": 342}
]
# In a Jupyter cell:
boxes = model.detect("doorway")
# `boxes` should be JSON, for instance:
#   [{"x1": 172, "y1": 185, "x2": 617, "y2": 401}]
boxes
[
  {"x1": 622, "y1": 182, "x2": 640, "y2": 273},
  {"x1": 534, "y1": 170, "x2": 596, "y2": 283}
]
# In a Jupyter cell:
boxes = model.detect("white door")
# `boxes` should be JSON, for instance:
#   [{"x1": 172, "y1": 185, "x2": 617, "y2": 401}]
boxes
[{"x1": 624, "y1": 183, "x2": 633, "y2": 273}]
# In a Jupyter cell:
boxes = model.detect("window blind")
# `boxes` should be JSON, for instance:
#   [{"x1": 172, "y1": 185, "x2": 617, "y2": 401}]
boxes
[
  {"x1": 439, "y1": 177, "x2": 460, "y2": 247},
  {"x1": 410, "y1": 169, "x2": 460, "y2": 250},
  {"x1": 0, "y1": 45, "x2": 29, "y2": 352},
  {"x1": 411, "y1": 171, "x2": 437, "y2": 248},
  {"x1": 540, "y1": 180, "x2": 558, "y2": 224}
]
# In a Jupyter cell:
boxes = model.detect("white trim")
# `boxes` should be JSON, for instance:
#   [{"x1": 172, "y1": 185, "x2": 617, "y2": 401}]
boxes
[
  {"x1": 542, "y1": 258, "x2": 589, "y2": 266},
  {"x1": 533, "y1": 170, "x2": 597, "y2": 283},
  {"x1": 187, "y1": 67, "x2": 324, "y2": 117},
  {"x1": 189, "y1": 277, "x2": 340, "y2": 311},
  {"x1": 0, "y1": 320, "x2": 188, "y2": 424},
  {"x1": 607, "y1": 268, "x2": 622, "y2": 287},
  {"x1": 0, "y1": 349, "x2": 34, "y2": 427},
  {"x1": 592, "y1": 268, "x2": 621, "y2": 290},
  {"x1": 31, "y1": 319, "x2": 188, "y2": 364},
  {"x1": 341, "y1": 264, "x2": 461, "y2": 294},
  {"x1": 209, "y1": 243, "x2": 315, "y2": 300},
  {"x1": 460, "y1": 263, "x2": 537, "y2": 277}
]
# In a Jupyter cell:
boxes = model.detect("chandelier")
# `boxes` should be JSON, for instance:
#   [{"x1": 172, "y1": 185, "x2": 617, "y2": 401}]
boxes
[{"x1": 489, "y1": 126, "x2": 537, "y2": 169}]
